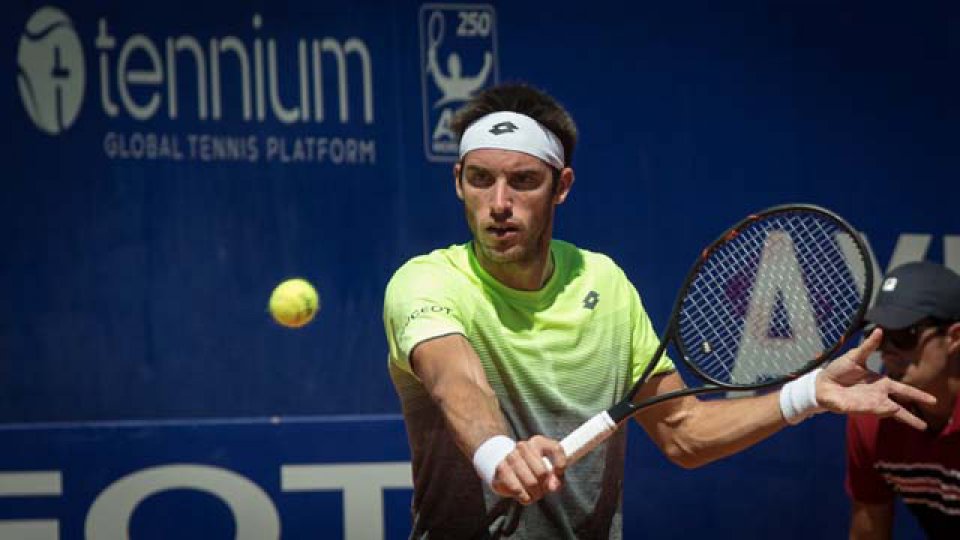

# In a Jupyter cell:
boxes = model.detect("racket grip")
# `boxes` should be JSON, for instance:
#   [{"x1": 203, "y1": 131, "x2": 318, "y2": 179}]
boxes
[{"x1": 542, "y1": 411, "x2": 617, "y2": 471}]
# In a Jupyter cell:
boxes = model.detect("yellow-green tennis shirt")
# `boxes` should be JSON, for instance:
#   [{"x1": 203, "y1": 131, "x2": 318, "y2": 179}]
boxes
[{"x1": 384, "y1": 240, "x2": 674, "y2": 539}]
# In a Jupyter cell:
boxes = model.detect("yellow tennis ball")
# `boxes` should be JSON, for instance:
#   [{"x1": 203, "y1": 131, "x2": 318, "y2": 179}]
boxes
[{"x1": 269, "y1": 278, "x2": 319, "y2": 328}]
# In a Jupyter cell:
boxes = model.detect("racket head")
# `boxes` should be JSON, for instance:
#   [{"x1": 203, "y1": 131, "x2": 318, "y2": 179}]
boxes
[{"x1": 670, "y1": 204, "x2": 873, "y2": 389}]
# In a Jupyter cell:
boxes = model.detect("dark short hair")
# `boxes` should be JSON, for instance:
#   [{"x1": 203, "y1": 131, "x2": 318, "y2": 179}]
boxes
[{"x1": 451, "y1": 83, "x2": 578, "y2": 167}]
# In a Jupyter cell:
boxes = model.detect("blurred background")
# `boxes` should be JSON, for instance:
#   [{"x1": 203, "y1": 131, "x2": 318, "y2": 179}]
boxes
[{"x1": 2, "y1": 0, "x2": 955, "y2": 537}]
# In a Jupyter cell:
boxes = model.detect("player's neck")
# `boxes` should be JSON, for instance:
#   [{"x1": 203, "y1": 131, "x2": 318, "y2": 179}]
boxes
[{"x1": 479, "y1": 245, "x2": 554, "y2": 291}]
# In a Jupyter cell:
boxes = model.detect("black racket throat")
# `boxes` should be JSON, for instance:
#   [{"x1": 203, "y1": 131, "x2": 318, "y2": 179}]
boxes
[{"x1": 610, "y1": 382, "x2": 737, "y2": 424}]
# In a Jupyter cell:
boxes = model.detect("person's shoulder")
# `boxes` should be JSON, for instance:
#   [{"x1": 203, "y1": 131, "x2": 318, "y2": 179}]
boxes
[
  {"x1": 387, "y1": 244, "x2": 471, "y2": 292},
  {"x1": 393, "y1": 244, "x2": 467, "y2": 273},
  {"x1": 553, "y1": 240, "x2": 628, "y2": 282},
  {"x1": 553, "y1": 240, "x2": 621, "y2": 270}
]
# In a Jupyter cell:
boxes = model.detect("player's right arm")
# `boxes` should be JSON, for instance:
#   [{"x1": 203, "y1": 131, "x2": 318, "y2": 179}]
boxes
[
  {"x1": 848, "y1": 500, "x2": 893, "y2": 540},
  {"x1": 410, "y1": 334, "x2": 506, "y2": 461},
  {"x1": 384, "y1": 258, "x2": 563, "y2": 505},
  {"x1": 411, "y1": 334, "x2": 565, "y2": 504}
]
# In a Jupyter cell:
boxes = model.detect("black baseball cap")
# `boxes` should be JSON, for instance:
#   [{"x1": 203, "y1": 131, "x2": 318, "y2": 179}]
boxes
[{"x1": 864, "y1": 261, "x2": 960, "y2": 329}]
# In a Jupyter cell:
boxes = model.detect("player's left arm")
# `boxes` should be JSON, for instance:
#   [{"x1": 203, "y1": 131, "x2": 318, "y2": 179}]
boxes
[
  {"x1": 633, "y1": 330, "x2": 935, "y2": 469},
  {"x1": 632, "y1": 372, "x2": 783, "y2": 469}
]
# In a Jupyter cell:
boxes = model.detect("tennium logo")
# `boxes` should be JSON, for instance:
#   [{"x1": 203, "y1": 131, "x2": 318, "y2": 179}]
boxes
[
  {"x1": 18, "y1": 6, "x2": 86, "y2": 135},
  {"x1": 14, "y1": 7, "x2": 378, "y2": 165}
]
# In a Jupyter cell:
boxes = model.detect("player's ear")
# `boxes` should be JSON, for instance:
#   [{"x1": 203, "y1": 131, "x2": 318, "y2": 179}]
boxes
[
  {"x1": 946, "y1": 322, "x2": 960, "y2": 355},
  {"x1": 554, "y1": 167, "x2": 574, "y2": 205},
  {"x1": 453, "y1": 162, "x2": 464, "y2": 201}
]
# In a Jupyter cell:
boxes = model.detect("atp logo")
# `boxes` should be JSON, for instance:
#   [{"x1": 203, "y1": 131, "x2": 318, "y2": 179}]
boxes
[
  {"x1": 17, "y1": 7, "x2": 85, "y2": 135},
  {"x1": 419, "y1": 4, "x2": 499, "y2": 162}
]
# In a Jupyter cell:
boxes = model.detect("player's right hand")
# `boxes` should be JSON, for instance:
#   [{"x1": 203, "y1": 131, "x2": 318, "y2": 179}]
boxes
[{"x1": 491, "y1": 435, "x2": 567, "y2": 505}]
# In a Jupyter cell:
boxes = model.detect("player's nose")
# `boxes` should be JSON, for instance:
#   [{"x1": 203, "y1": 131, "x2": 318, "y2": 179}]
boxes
[{"x1": 489, "y1": 180, "x2": 512, "y2": 217}]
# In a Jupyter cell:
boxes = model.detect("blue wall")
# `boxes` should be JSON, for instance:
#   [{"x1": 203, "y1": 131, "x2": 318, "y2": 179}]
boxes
[{"x1": 2, "y1": 0, "x2": 955, "y2": 537}]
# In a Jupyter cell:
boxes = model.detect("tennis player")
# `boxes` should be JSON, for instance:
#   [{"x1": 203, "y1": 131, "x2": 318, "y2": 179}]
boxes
[{"x1": 384, "y1": 83, "x2": 935, "y2": 539}]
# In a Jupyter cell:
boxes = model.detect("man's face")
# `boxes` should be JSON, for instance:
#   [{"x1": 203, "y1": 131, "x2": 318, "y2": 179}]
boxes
[
  {"x1": 454, "y1": 148, "x2": 571, "y2": 268},
  {"x1": 877, "y1": 321, "x2": 954, "y2": 390}
]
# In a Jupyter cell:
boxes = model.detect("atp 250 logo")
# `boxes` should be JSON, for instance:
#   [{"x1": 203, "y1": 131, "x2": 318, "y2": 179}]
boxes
[
  {"x1": 17, "y1": 6, "x2": 85, "y2": 135},
  {"x1": 419, "y1": 4, "x2": 499, "y2": 162}
]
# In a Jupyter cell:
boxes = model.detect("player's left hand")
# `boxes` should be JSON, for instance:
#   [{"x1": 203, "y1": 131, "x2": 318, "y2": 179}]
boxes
[{"x1": 816, "y1": 328, "x2": 937, "y2": 430}]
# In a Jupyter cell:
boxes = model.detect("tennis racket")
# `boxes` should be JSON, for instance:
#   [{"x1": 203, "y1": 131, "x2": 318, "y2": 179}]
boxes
[{"x1": 474, "y1": 203, "x2": 873, "y2": 538}]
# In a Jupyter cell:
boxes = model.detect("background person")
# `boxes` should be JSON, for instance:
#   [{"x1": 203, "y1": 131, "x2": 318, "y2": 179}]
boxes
[{"x1": 846, "y1": 261, "x2": 960, "y2": 539}]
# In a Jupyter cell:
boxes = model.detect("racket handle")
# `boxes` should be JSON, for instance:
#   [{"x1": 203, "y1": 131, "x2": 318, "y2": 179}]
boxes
[{"x1": 542, "y1": 411, "x2": 617, "y2": 471}]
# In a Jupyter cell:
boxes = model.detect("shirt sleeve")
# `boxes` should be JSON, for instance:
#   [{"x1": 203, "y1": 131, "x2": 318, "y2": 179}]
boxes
[
  {"x1": 845, "y1": 414, "x2": 893, "y2": 503},
  {"x1": 626, "y1": 274, "x2": 675, "y2": 383},
  {"x1": 383, "y1": 258, "x2": 467, "y2": 377}
]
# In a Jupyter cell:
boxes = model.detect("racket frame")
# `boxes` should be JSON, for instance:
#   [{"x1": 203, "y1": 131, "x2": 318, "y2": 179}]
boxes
[{"x1": 617, "y1": 203, "x2": 874, "y2": 419}]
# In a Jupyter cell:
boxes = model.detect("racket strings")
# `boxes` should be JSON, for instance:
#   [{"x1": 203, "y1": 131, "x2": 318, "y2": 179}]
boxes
[{"x1": 677, "y1": 212, "x2": 868, "y2": 386}]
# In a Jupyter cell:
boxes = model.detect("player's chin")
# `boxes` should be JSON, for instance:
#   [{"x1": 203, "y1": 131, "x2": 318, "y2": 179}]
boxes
[{"x1": 479, "y1": 242, "x2": 524, "y2": 263}]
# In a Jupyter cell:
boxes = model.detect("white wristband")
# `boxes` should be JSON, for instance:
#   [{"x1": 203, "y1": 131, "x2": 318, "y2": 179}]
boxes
[
  {"x1": 472, "y1": 436, "x2": 516, "y2": 488},
  {"x1": 779, "y1": 368, "x2": 825, "y2": 425}
]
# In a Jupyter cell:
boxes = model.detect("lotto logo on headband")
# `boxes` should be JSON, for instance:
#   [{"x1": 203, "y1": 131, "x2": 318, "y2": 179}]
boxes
[
  {"x1": 489, "y1": 121, "x2": 517, "y2": 135},
  {"x1": 419, "y1": 4, "x2": 500, "y2": 162}
]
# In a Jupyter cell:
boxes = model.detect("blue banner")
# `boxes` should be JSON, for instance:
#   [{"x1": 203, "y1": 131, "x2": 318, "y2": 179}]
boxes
[{"x1": 2, "y1": 0, "x2": 953, "y2": 537}]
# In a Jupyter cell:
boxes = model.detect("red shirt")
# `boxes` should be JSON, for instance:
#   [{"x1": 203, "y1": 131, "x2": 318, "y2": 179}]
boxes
[{"x1": 846, "y1": 396, "x2": 960, "y2": 538}]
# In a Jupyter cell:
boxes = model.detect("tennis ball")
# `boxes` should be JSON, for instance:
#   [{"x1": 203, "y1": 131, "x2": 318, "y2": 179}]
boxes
[{"x1": 269, "y1": 278, "x2": 319, "y2": 328}]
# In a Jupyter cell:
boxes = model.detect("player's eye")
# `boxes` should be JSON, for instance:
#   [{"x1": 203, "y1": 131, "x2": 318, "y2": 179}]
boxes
[
  {"x1": 509, "y1": 172, "x2": 543, "y2": 191},
  {"x1": 465, "y1": 170, "x2": 494, "y2": 188}
]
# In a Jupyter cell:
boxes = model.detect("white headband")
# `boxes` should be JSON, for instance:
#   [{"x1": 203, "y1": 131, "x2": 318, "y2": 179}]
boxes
[{"x1": 458, "y1": 111, "x2": 565, "y2": 170}]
